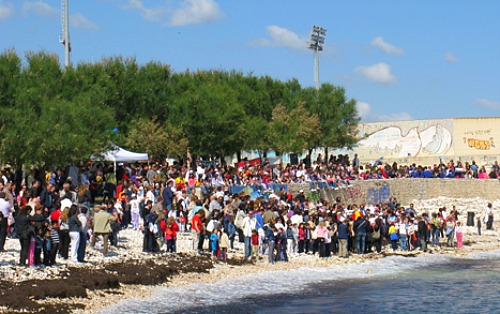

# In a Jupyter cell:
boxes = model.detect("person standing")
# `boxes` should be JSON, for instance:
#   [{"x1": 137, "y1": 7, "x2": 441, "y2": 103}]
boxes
[
  {"x1": 264, "y1": 225, "x2": 276, "y2": 264},
  {"x1": 59, "y1": 207, "x2": 71, "y2": 260},
  {"x1": 90, "y1": 205, "x2": 117, "y2": 257},
  {"x1": 49, "y1": 220, "x2": 60, "y2": 266},
  {"x1": 337, "y1": 219, "x2": 349, "y2": 258},
  {"x1": 372, "y1": 218, "x2": 383, "y2": 253},
  {"x1": 353, "y1": 216, "x2": 368, "y2": 254},
  {"x1": 388, "y1": 222, "x2": 399, "y2": 251},
  {"x1": 162, "y1": 181, "x2": 174, "y2": 212},
  {"x1": 191, "y1": 210, "x2": 204, "y2": 254},
  {"x1": 68, "y1": 205, "x2": 82, "y2": 263},
  {"x1": 15, "y1": 206, "x2": 33, "y2": 266},
  {"x1": 77, "y1": 206, "x2": 89, "y2": 263},
  {"x1": 0, "y1": 192, "x2": 13, "y2": 252},
  {"x1": 129, "y1": 194, "x2": 140, "y2": 230},
  {"x1": 219, "y1": 227, "x2": 229, "y2": 261},
  {"x1": 417, "y1": 217, "x2": 428, "y2": 252},
  {"x1": 241, "y1": 211, "x2": 257, "y2": 260},
  {"x1": 485, "y1": 203, "x2": 494, "y2": 230}
]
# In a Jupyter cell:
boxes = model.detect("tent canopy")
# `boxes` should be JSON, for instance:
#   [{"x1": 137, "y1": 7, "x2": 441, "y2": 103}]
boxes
[{"x1": 91, "y1": 145, "x2": 149, "y2": 163}]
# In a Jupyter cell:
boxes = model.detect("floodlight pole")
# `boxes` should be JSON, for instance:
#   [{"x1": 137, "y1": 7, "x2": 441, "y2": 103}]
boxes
[
  {"x1": 60, "y1": 0, "x2": 71, "y2": 67},
  {"x1": 308, "y1": 26, "x2": 327, "y2": 95}
]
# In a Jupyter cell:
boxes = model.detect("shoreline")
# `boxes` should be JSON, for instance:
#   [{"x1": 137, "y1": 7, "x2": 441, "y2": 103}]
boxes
[
  {"x1": 94, "y1": 228, "x2": 499, "y2": 314},
  {"x1": 1, "y1": 221, "x2": 498, "y2": 313}
]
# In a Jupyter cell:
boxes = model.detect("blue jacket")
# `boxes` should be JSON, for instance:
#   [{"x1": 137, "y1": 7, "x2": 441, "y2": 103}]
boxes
[
  {"x1": 337, "y1": 222, "x2": 349, "y2": 239},
  {"x1": 265, "y1": 228, "x2": 276, "y2": 243},
  {"x1": 254, "y1": 212, "x2": 264, "y2": 230},
  {"x1": 162, "y1": 187, "x2": 173, "y2": 206}
]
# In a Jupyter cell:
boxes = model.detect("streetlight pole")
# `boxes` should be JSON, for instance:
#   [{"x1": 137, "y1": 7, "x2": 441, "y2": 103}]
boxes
[{"x1": 307, "y1": 26, "x2": 327, "y2": 94}]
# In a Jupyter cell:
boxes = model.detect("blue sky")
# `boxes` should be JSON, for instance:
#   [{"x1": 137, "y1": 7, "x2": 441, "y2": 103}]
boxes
[{"x1": 1, "y1": 0, "x2": 500, "y2": 122}]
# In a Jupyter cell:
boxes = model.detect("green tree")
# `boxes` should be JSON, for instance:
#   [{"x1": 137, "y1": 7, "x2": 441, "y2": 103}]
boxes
[
  {"x1": 269, "y1": 102, "x2": 320, "y2": 154},
  {"x1": 125, "y1": 117, "x2": 189, "y2": 161}
]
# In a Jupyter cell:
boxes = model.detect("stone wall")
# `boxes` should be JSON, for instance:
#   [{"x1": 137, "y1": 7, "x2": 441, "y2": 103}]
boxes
[{"x1": 289, "y1": 179, "x2": 500, "y2": 205}]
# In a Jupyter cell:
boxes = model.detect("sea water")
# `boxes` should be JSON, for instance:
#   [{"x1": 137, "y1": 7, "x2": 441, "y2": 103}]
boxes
[{"x1": 101, "y1": 250, "x2": 500, "y2": 314}]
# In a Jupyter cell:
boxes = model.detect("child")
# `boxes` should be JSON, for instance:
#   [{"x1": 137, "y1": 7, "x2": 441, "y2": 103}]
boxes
[
  {"x1": 388, "y1": 222, "x2": 398, "y2": 251},
  {"x1": 456, "y1": 221, "x2": 463, "y2": 248},
  {"x1": 298, "y1": 223, "x2": 305, "y2": 254},
  {"x1": 209, "y1": 229, "x2": 219, "y2": 258},
  {"x1": 43, "y1": 228, "x2": 52, "y2": 266},
  {"x1": 251, "y1": 229, "x2": 259, "y2": 260},
  {"x1": 34, "y1": 227, "x2": 44, "y2": 266},
  {"x1": 227, "y1": 217, "x2": 236, "y2": 250},
  {"x1": 286, "y1": 223, "x2": 294, "y2": 256},
  {"x1": 219, "y1": 227, "x2": 229, "y2": 262},
  {"x1": 164, "y1": 222, "x2": 174, "y2": 253},
  {"x1": 49, "y1": 220, "x2": 60, "y2": 266}
]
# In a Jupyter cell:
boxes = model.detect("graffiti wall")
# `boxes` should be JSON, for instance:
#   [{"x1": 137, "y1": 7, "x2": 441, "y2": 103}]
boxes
[
  {"x1": 353, "y1": 118, "x2": 500, "y2": 163},
  {"x1": 453, "y1": 118, "x2": 499, "y2": 156},
  {"x1": 356, "y1": 119, "x2": 455, "y2": 160}
]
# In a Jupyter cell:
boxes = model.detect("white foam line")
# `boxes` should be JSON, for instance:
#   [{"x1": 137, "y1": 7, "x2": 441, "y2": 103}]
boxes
[{"x1": 100, "y1": 253, "x2": 455, "y2": 314}]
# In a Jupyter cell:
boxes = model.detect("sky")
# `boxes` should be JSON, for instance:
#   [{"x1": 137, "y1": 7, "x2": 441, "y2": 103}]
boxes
[{"x1": 1, "y1": 0, "x2": 500, "y2": 122}]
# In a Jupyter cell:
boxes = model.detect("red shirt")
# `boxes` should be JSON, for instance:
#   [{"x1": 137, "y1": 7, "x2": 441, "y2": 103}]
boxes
[
  {"x1": 160, "y1": 220, "x2": 179, "y2": 238},
  {"x1": 191, "y1": 215, "x2": 202, "y2": 232},
  {"x1": 251, "y1": 234, "x2": 259, "y2": 246},
  {"x1": 51, "y1": 209, "x2": 61, "y2": 223}
]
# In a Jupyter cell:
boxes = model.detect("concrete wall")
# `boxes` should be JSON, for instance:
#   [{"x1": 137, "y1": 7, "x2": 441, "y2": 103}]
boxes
[{"x1": 289, "y1": 179, "x2": 500, "y2": 205}]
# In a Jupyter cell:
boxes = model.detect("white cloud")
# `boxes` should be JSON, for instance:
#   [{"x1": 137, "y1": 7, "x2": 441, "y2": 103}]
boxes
[
  {"x1": 126, "y1": 0, "x2": 167, "y2": 22},
  {"x1": 371, "y1": 36, "x2": 404, "y2": 55},
  {"x1": 354, "y1": 62, "x2": 398, "y2": 84},
  {"x1": 124, "y1": 0, "x2": 223, "y2": 26},
  {"x1": 0, "y1": 3, "x2": 14, "y2": 20},
  {"x1": 475, "y1": 98, "x2": 500, "y2": 110},
  {"x1": 444, "y1": 52, "x2": 458, "y2": 63},
  {"x1": 356, "y1": 101, "x2": 372, "y2": 120},
  {"x1": 356, "y1": 101, "x2": 411, "y2": 122},
  {"x1": 23, "y1": 1, "x2": 58, "y2": 17},
  {"x1": 252, "y1": 25, "x2": 307, "y2": 49},
  {"x1": 71, "y1": 13, "x2": 99, "y2": 30},
  {"x1": 169, "y1": 0, "x2": 224, "y2": 26},
  {"x1": 23, "y1": 1, "x2": 98, "y2": 30}
]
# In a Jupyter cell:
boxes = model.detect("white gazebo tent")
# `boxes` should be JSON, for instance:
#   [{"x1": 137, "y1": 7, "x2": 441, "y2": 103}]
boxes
[
  {"x1": 97, "y1": 145, "x2": 149, "y2": 163},
  {"x1": 91, "y1": 145, "x2": 149, "y2": 172}
]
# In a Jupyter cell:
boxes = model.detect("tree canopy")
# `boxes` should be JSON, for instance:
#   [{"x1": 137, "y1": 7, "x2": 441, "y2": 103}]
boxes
[{"x1": 0, "y1": 50, "x2": 360, "y2": 167}]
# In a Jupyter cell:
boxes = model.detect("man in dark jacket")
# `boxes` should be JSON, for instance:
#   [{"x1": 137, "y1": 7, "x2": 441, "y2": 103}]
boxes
[
  {"x1": 40, "y1": 182, "x2": 55, "y2": 218},
  {"x1": 417, "y1": 216, "x2": 428, "y2": 252},
  {"x1": 162, "y1": 181, "x2": 174, "y2": 211},
  {"x1": 15, "y1": 206, "x2": 33, "y2": 266},
  {"x1": 337, "y1": 219, "x2": 349, "y2": 258}
]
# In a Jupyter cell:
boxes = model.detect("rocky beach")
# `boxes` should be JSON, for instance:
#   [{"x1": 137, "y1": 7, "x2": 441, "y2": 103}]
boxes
[{"x1": 0, "y1": 197, "x2": 498, "y2": 314}]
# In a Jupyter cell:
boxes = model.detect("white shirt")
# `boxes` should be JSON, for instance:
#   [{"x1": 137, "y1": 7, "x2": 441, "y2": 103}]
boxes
[
  {"x1": 146, "y1": 190, "x2": 156, "y2": 204},
  {"x1": 290, "y1": 214, "x2": 303, "y2": 226},
  {"x1": 242, "y1": 216, "x2": 257, "y2": 237},
  {"x1": 130, "y1": 199, "x2": 139, "y2": 213},
  {"x1": 78, "y1": 213, "x2": 88, "y2": 234},
  {"x1": 0, "y1": 198, "x2": 11, "y2": 217}
]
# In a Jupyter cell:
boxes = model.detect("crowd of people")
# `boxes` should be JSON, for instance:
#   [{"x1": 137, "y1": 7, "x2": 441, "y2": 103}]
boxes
[{"x1": 0, "y1": 155, "x2": 495, "y2": 268}]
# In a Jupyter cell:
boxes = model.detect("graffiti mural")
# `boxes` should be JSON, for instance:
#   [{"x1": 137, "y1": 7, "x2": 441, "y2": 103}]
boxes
[
  {"x1": 366, "y1": 184, "x2": 391, "y2": 204},
  {"x1": 343, "y1": 185, "x2": 362, "y2": 200},
  {"x1": 356, "y1": 119, "x2": 454, "y2": 160}
]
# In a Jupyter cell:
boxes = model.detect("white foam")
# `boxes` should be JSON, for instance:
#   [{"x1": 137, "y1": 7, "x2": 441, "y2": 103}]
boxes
[
  {"x1": 463, "y1": 248, "x2": 500, "y2": 260},
  {"x1": 100, "y1": 253, "x2": 452, "y2": 314}
]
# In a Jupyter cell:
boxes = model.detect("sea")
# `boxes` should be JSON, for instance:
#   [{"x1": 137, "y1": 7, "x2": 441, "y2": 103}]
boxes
[{"x1": 100, "y1": 249, "x2": 500, "y2": 314}]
